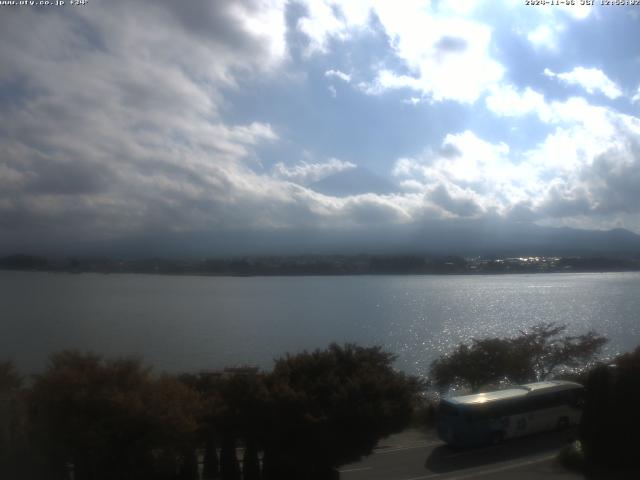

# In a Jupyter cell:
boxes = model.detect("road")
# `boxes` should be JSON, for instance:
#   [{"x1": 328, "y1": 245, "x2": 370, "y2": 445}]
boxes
[{"x1": 337, "y1": 428, "x2": 583, "y2": 480}]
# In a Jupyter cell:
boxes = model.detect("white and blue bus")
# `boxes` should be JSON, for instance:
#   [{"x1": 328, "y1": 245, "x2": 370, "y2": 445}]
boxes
[{"x1": 436, "y1": 380, "x2": 584, "y2": 447}]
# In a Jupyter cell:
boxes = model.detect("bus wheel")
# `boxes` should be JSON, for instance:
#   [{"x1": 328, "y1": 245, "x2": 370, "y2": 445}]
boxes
[
  {"x1": 491, "y1": 431, "x2": 504, "y2": 445},
  {"x1": 557, "y1": 417, "x2": 569, "y2": 430}
]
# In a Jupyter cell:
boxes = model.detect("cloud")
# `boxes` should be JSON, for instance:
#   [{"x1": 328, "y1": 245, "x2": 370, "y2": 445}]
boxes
[
  {"x1": 527, "y1": 24, "x2": 562, "y2": 51},
  {"x1": 521, "y1": 1, "x2": 592, "y2": 50},
  {"x1": 544, "y1": 67, "x2": 623, "y2": 99},
  {"x1": 394, "y1": 94, "x2": 640, "y2": 226},
  {"x1": 325, "y1": 69, "x2": 352, "y2": 82},
  {"x1": 429, "y1": 184, "x2": 481, "y2": 217},
  {"x1": 272, "y1": 158, "x2": 357, "y2": 185},
  {"x1": 486, "y1": 84, "x2": 618, "y2": 133},
  {"x1": 1, "y1": 0, "x2": 640, "y2": 254},
  {"x1": 296, "y1": 1, "x2": 371, "y2": 54},
  {"x1": 393, "y1": 131, "x2": 518, "y2": 217},
  {"x1": 365, "y1": 16, "x2": 503, "y2": 103},
  {"x1": 403, "y1": 97, "x2": 422, "y2": 106},
  {"x1": 0, "y1": 1, "x2": 428, "y2": 251},
  {"x1": 0, "y1": 0, "x2": 287, "y2": 245},
  {"x1": 434, "y1": 35, "x2": 468, "y2": 53},
  {"x1": 297, "y1": 0, "x2": 504, "y2": 104},
  {"x1": 485, "y1": 85, "x2": 547, "y2": 117}
]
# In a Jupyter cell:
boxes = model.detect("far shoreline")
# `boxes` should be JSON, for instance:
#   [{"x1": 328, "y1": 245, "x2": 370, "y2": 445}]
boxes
[
  {"x1": 2, "y1": 253, "x2": 640, "y2": 277},
  {"x1": 2, "y1": 267, "x2": 640, "y2": 278}
]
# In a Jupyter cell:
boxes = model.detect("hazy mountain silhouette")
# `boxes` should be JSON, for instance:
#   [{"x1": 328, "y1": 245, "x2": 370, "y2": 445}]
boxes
[{"x1": 15, "y1": 219, "x2": 638, "y2": 259}]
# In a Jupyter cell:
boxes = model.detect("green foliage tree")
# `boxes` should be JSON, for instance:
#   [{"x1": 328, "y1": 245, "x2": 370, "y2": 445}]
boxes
[
  {"x1": 430, "y1": 323, "x2": 607, "y2": 392},
  {"x1": 29, "y1": 351, "x2": 201, "y2": 480},
  {"x1": 263, "y1": 343, "x2": 423, "y2": 480}
]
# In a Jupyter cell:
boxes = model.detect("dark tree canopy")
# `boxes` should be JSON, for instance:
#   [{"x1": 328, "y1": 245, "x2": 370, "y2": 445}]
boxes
[
  {"x1": 0, "y1": 360, "x2": 22, "y2": 392},
  {"x1": 0, "y1": 360, "x2": 25, "y2": 477},
  {"x1": 29, "y1": 351, "x2": 201, "y2": 480},
  {"x1": 580, "y1": 346, "x2": 640, "y2": 471},
  {"x1": 430, "y1": 323, "x2": 608, "y2": 392},
  {"x1": 264, "y1": 343, "x2": 423, "y2": 478}
]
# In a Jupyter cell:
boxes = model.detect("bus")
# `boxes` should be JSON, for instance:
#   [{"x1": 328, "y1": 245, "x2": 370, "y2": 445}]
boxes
[{"x1": 436, "y1": 380, "x2": 584, "y2": 447}]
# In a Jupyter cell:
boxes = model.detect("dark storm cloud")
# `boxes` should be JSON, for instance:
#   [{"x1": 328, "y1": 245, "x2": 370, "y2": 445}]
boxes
[
  {"x1": 0, "y1": 0, "x2": 288, "y2": 250},
  {"x1": 24, "y1": 160, "x2": 114, "y2": 195},
  {"x1": 155, "y1": 0, "x2": 266, "y2": 50},
  {"x1": 536, "y1": 184, "x2": 592, "y2": 219}
]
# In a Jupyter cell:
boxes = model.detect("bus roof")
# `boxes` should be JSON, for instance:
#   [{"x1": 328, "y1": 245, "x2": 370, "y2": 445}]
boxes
[{"x1": 444, "y1": 380, "x2": 583, "y2": 407}]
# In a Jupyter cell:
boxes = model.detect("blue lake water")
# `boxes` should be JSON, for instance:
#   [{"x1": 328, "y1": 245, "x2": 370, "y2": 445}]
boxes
[{"x1": 1, "y1": 271, "x2": 639, "y2": 376}]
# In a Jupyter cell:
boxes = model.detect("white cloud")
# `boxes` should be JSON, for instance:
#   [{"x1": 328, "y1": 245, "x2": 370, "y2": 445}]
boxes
[
  {"x1": 297, "y1": 1, "x2": 367, "y2": 54},
  {"x1": 632, "y1": 85, "x2": 640, "y2": 104},
  {"x1": 544, "y1": 67, "x2": 623, "y2": 99},
  {"x1": 527, "y1": 24, "x2": 561, "y2": 50},
  {"x1": 230, "y1": 0, "x2": 287, "y2": 62},
  {"x1": 272, "y1": 158, "x2": 356, "y2": 185},
  {"x1": 369, "y1": 15, "x2": 503, "y2": 103},
  {"x1": 393, "y1": 131, "x2": 524, "y2": 216},
  {"x1": 325, "y1": 69, "x2": 352, "y2": 82},
  {"x1": 518, "y1": 0, "x2": 592, "y2": 50},
  {"x1": 298, "y1": 0, "x2": 504, "y2": 104},
  {"x1": 403, "y1": 97, "x2": 422, "y2": 105},
  {"x1": 485, "y1": 85, "x2": 547, "y2": 117},
  {"x1": 393, "y1": 95, "x2": 640, "y2": 225},
  {"x1": 486, "y1": 84, "x2": 617, "y2": 134}
]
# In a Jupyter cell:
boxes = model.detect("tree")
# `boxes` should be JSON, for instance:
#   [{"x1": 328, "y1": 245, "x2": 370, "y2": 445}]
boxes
[
  {"x1": 511, "y1": 323, "x2": 608, "y2": 380},
  {"x1": 179, "y1": 370, "x2": 270, "y2": 480},
  {"x1": 0, "y1": 360, "x2": 22, "y2": 392},
  {"x1": 178, "y1": 372, "x2": 222, "y2": 479},
  {"x1": 263, "y1": 343, "x2": 423, "y2": 479},
  {"x1": 215, "y1": 374, "x2": 269, "y2": 480},
  {"x1": 580, "y1": 345, "x2": 640, "y2": 471},
  {"x1": 430, "y1": 338, "x2": 528, "y2": 393},
  {"x1": 430, "y1": 323, "x2": 607, "y2": 392},
  {"x1": 28, "y1": 351, "x2": 201, "y2": 480},
  {"x1": 0, "y1": 360, "x2": 26, "y2": 478}
]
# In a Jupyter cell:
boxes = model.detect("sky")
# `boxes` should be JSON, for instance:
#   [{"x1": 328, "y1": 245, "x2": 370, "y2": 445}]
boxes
[{"x1": 1, "y1": 0, "x2": 640, "y2": 256}]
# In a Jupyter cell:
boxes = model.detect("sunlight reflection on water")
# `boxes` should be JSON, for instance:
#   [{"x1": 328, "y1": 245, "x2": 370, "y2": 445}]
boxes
[{"x1": 1, "y1": 271, "x2": 638, "y2": 376}]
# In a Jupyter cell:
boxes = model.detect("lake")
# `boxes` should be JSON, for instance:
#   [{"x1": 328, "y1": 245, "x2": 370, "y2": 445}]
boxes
[{"x1": 1, "y1": 271, "x2": 639, "y2": 376}]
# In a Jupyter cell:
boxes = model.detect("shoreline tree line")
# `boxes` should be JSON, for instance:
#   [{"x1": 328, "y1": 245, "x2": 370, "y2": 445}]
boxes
[
  {"x1": 1, "y1": 323, "x2": 636, "y2": 479},
  {"x1": 3, "y1": 253, "x2": 640, "y2": 276}
]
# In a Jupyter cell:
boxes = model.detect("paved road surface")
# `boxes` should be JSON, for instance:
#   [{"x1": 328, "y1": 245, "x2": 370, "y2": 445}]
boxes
[{"x1": 338, "y1": 428, "x2": 583, "y2": 480}]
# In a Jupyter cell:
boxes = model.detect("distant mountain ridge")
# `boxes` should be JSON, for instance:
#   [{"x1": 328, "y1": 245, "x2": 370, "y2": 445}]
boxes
[{"x1": 5, "y1": 219, "x2": 639, "y2": 259}]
